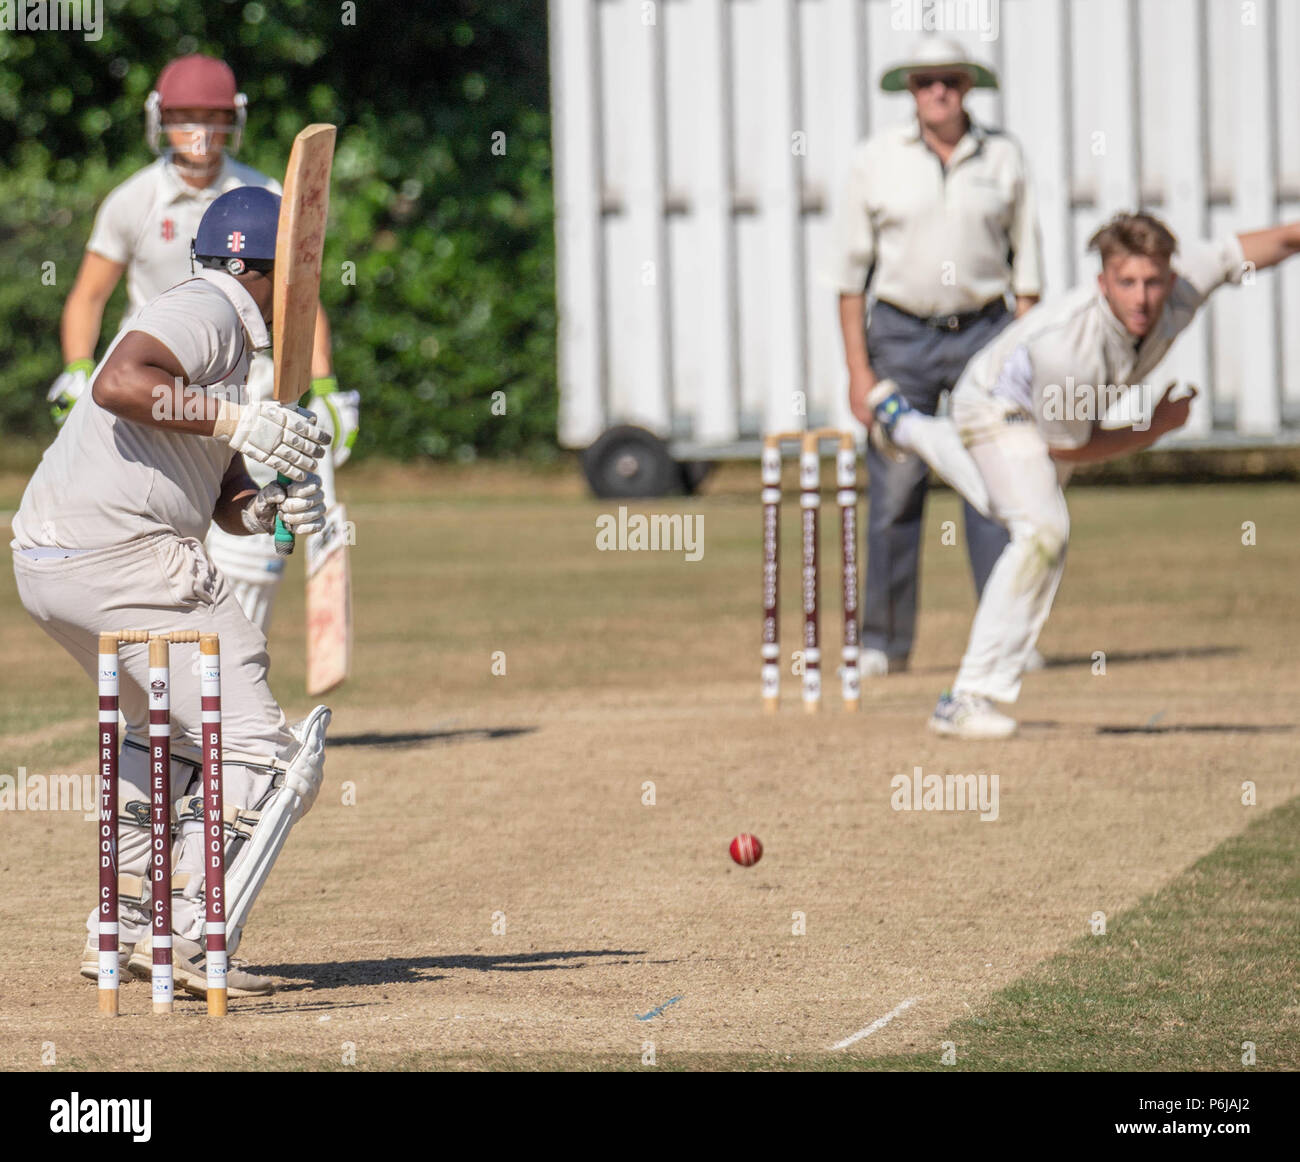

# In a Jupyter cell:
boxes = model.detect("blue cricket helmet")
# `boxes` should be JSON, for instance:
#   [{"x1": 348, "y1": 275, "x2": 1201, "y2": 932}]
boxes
[{"x1": 193, "y1": 186, "x2": 280, "y2": 274}]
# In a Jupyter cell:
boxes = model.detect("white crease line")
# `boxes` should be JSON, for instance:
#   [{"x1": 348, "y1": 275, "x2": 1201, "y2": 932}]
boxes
[{"x1": 830, "y1": 996, "x2": 920, "y2": 1050}]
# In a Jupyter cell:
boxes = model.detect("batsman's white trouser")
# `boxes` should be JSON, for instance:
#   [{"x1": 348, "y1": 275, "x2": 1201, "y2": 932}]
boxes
[
  {"x1": 894, "y1": 388, "x2": 1073, "y2": 704},
  {"x1": 11, "y1": 532, "x2": 302, "y2": 946},
  {"x1": 206, "y1": 519, "x2": 284, "y2": 635}
]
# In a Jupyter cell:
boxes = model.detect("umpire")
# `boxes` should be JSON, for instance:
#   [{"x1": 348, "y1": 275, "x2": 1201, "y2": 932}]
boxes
[{"x1": 829, "y1": 37, "x2": 1042, "y2": 676}]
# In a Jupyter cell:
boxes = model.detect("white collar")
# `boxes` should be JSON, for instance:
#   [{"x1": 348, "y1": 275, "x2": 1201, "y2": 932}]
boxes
[
  {"x1": 905, "y1": 115, "x2": 985, "y2": 169},
  {"x1": 905, "y1": 114, "x2": 985, "y2": 144},
  {"x1": 194, "y1": 268, "x2": 271, "y2": 351},
  {"x1": 159, "y1": 155, "x2": 231, "y2": 204}
]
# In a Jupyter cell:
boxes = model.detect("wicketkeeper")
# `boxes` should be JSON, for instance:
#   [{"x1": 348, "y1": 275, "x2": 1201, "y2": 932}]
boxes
[{"x1": 13, "y1": 189, "x2": 332, "y2": 995}]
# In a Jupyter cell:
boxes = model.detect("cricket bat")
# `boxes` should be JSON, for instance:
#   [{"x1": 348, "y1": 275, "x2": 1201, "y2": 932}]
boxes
[{"x1": 272, "y1": 122, "x2": 336, "y2": 556}]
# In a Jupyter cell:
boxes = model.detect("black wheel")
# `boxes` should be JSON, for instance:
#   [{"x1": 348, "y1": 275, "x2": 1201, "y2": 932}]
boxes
[{"x1": 580, "y1": 425, "x2": 682, "y2": 498}]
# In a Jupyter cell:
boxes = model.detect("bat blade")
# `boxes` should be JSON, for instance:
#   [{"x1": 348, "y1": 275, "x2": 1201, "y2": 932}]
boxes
[
  {"x1": 272, "y1": 123, "x2": 336, "y2": 556},
  {"x1": 273, "y1": 123, "x2": 336, "y2": 405}
]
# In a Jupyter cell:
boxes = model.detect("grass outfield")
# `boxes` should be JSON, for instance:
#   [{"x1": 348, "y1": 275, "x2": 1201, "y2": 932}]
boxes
[
  {"x1": 862, "y1": 794, "x2": 1300, "y2": 1073},
  {"x1": 1, "y1": 464, "x2": 1296, "y2": 1071}
]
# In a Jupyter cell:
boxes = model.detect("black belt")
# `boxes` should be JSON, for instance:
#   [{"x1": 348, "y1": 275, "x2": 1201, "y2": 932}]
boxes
[{"x1": 877, "y1": 297, "x2": 1007, "y2": 332}]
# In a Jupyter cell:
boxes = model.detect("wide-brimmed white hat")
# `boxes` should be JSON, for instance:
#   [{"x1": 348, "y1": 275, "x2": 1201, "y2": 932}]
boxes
[{"x1": 880, "y1": 36, "x2": 998, "y2": 92}]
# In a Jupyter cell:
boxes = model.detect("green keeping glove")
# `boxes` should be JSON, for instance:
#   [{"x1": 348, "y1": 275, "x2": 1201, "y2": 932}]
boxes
[
  {"x1": 308, "y1": 375, "x2": 361, "y2": 467},
  {"x1": 47, "y1": 358, "x2": 96, "y2": 426}
]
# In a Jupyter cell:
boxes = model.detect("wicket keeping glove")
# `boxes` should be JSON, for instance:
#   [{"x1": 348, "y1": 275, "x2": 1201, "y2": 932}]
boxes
[
  {"x1": 47, "y1": 358, "x2": 95, "y2": 426},
  {"x1": 308, "y1": 376, "x2": 360, "y2": 468}
]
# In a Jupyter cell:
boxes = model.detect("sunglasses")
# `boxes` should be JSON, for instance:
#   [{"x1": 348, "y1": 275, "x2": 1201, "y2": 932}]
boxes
[{"x1": 909, "y1": 73, "x2": 967, "y2": 91}]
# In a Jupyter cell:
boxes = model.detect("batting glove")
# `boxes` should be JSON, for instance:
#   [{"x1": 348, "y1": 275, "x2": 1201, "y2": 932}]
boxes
[
  {"x1": 276, "y1": 474, "x2": 328, "y2": 537},
  {"x1": 240, "y1": 481, "x2": 287, "y2": 535},
  {"x1": 309, "y1": 376, "x2": 360, "y2": 468},
  {"x1": 47, "y1": 358, "x2": 95, "y2": 426},
  {"x1": 240, "y1": 475, "x2": 327, "y2": 538},
  {"x1": 213, "y1": 399, "x2": 331, "y2": 481}
]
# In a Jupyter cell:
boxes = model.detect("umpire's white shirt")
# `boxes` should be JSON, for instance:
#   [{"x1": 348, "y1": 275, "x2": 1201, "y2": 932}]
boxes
[
  {"x1": 826, "y1": 118, "x2": 1043, "y2": 315},
  {"x1": 86, "y1": 157, "x2": 280, "y2": 313},
  {"x1": 956, "y1": 236, "x2": 1246, "y2": 449},
  {"x1": 12, "y1": 270, "x2": 268, "y2": 550}
]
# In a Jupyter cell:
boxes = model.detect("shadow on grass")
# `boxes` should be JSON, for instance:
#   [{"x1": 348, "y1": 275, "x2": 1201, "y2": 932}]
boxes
[
  {"x1": 247, "y1": 999, "x2": 377, "y2": 1016},
  {"x1": 1020, "y1": 721, "x2": 1294, "y2": 735},
  {"x1": 1096, "y1": 723, "x2": 1293, "y2": 735},
  {"x1": 254, "y1": 948, "x2": 649, "y2": 991},
  {"x1": 909, "y1": 645, "x2": 1241, "y2": 678},
  {"x1": 328, "y1": 726, "x2": 537, "y2": 749},
  {"x1": 1039, "y1": 645, "x2": 1241, "y2": 668}
]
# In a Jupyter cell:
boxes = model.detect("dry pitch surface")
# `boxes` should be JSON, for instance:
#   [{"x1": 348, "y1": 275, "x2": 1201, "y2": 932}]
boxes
[{"x1": 0, "y1": 464, "x2": 1295, "y2": 1070}]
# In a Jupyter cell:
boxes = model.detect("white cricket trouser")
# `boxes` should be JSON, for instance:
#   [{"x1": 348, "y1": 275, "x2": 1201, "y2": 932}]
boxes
[
  {"x1": 894, "y1": 388, "x2": 1073, "y2": 704},
  {"x1": 13, "y1": 533, "x2": 298, "y2": 943}
]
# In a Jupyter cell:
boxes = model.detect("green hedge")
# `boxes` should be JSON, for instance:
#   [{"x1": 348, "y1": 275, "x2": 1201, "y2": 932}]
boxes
[{"x1": 0, "y1": 0, "x2": 557, "y2": 461}]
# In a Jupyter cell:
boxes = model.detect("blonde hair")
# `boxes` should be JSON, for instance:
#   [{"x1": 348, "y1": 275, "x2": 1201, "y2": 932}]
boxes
[{"x1": 1087, "y1": 213, "x2": 1178, "y2": 265}]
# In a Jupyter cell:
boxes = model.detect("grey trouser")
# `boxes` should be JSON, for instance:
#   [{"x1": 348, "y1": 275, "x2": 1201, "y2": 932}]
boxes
[{"x1": 862, "y1": 299, "x2": 1013, "y2": 662}]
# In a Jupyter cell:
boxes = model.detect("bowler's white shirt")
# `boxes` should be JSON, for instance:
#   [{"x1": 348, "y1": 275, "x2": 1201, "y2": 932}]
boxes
[{"x1": 957, "y1": 236, "x2": 1246, "y2": 449}]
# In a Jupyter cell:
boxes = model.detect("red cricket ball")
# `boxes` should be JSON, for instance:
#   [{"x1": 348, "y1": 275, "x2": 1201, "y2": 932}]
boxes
[{"x1": 729, "y1": 833, "x2": 763, "y2": 867}]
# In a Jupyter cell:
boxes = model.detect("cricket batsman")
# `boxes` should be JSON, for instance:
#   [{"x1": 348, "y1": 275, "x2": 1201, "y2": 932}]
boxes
[
  {"x1": 867, "y1": 211, "x2": 1300, "y2": 738},
  {"x1": 49, "y1": 53, "x2": 359, "y2": 634},
  {"x1": 14, "y1": 189, "x2": 332, "y2": 995}
]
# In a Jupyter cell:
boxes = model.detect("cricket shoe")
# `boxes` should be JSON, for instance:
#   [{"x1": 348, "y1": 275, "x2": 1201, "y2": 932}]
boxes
[
  {"x1": 861, "y1": 648, "x2": 910, "y2": 677},
  {"x1": 79, "y1": 936, "x2": 135, "y2": 983},
  {"x1": 866, "y1": 379, "x2": 912, "y2": 463},
  {"x1": 128, "y1": 933, "x2": 277, "y2": 998},
  {"x1": 860, "y1": 648, "x2": 890, "y2": 677},
  {"x1": 927, "y1": 691, "x2": 1018, "y2": 739}
]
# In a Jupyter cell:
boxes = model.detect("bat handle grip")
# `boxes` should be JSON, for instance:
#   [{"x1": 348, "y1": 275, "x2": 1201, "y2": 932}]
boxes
[{"x1": 274, "y1": 471, "x2": 295, "y2": 556}]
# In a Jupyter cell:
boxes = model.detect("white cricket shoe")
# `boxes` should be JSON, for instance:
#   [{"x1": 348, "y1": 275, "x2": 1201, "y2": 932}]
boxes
[
  {"x1": 927, "y1": 691, "x2": 1018, "y2": 739},
  {"x1": 860, "y1": 648, "x2": 911, "y2": 676},
  {"x1": 860, "y1": 648, "x2": 890, "y2": 677},
  {"x1": 80, "y1": 936, "x2": 134, "y2": 983},
  {"x1": 129, "y1": 933, "x2": 277, "y2": 998}
]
